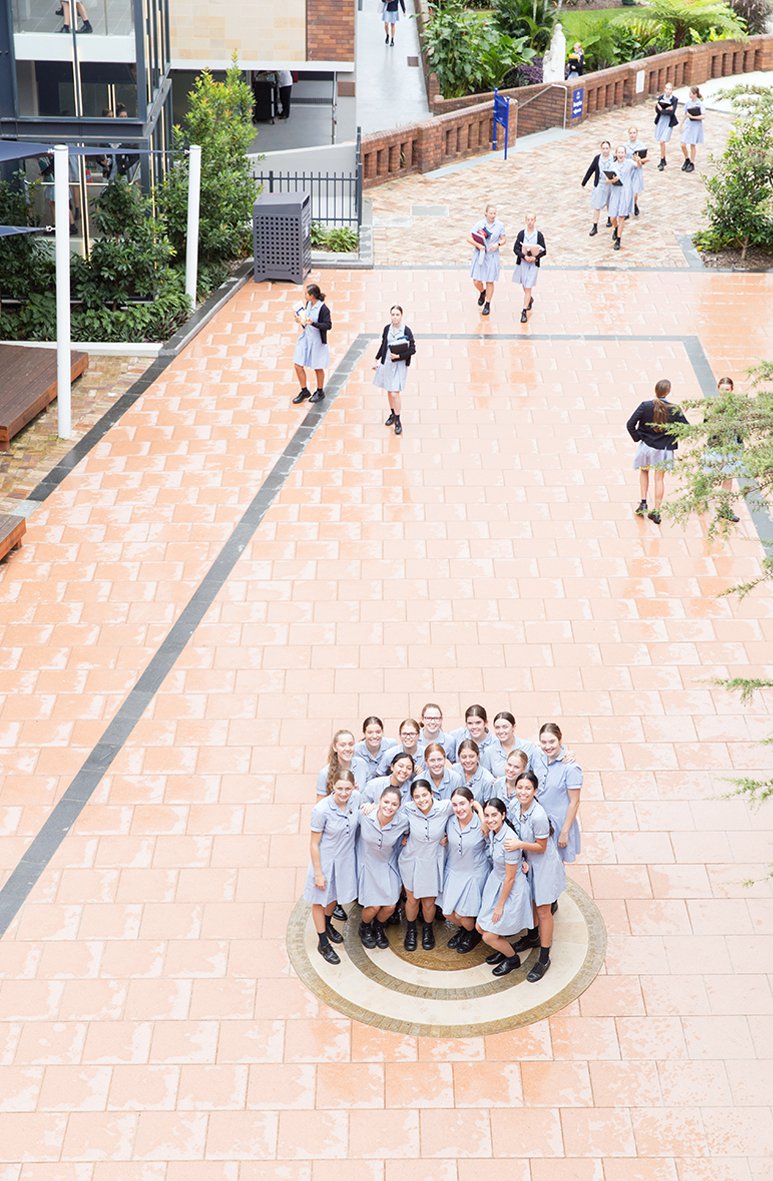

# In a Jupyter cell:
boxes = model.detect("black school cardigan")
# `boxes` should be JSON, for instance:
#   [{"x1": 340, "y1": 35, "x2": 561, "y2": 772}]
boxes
[
  {"x1": 385, "y1": 0, "x2": 406, "y2": 10},
  {"x1": 514, "y1": 230, "x2": 547, "y2": 267},
  {"x1": 654, "y1": 95, "x2": 679, "y2": 127},
  {"x1": 581, "y1": 153, "x2": 614, "y2": 189},
  {"x1": 308, "y1": 302, "x2": 332, "y2": 344},
  {"x1": 626, "y1": 399, "x2": 688, "y2": 450},
  {"x1": 375, "y1": 324, "x2": 416, "y2": 367}
]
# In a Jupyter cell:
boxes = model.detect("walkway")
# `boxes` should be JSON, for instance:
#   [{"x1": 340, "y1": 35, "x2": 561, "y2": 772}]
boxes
[
  {"x1": 369, "y1": 96, "x2": 736, "y2": 267},
  {"x1": 0, "y1": 260, "x2": 771, "y2": 1174},
  {"x1": 356, "y1": 0, "x2": 430, "y2": 134}
]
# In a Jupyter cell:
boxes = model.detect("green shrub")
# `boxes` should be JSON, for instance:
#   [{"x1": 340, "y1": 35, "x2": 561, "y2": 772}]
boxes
[
  {"x1": 634, "y1": 0, "x2": 746, "y2": 47},
  {"x1": 728, "y1": 0, "x2": 772, "y2": 32},
  {"x1": 424, "y1": 0, "x2": 535, "y2": 97},
  {"x1": 158, "y1": 59, "x2": 257, "y2": 268},
  {"x1": 493, "y1": 0, "x2": 558, "y2": 53},
  {"x1": 696, "y1": 86, "x2": 773, "y2": 258}
]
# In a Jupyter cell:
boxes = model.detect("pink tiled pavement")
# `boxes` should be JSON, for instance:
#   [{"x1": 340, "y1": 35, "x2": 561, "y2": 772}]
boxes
[{"x1": 0, "y1": 260, "x2": 772, "y2": 1176}]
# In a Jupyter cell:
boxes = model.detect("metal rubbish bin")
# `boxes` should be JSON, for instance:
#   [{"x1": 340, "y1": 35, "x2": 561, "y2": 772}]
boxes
[{"x1": 253, "y1": 191, "x2": 312, "y2": 285}]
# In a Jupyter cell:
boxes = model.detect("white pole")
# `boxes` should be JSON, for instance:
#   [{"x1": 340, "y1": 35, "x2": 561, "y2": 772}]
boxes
[
  {"x1": 185, "y1": 144, "x2": 202, "y2": 309},
  {"x1": 54, "y1": 144, "x2": 72, "y2": 440}
]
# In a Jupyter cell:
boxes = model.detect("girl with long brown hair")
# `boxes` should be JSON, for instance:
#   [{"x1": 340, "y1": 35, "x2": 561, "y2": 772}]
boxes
[{"x1": 626, "y1": 378, "x2": 688, "y2": 525}]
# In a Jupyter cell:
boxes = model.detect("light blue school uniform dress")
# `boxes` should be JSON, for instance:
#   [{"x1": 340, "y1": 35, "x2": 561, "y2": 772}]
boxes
[
  {"x1": 449, "y1": 727, "x2": 496, "y2": 765},
  {"x1": 438, "y1": 812, "x2": 490, "y2": 917},
  {"x1": 361, "y1": 774, "x2": 412, "y2": 806},
  {"x1": 606, "y1": 159, "x2": 635, "y2": 219},
  {"x1": 534, "y1": 751, "x2": 583, "y2": 864},
  {"x1": 483, "y1": 735, "x2": 539, "y2": 778},
  {"x1": 400, "y1": 798, "x2": 453, "y2": 898},
  {"x1": 511, "y1": 799, "x2": 565, "y2": 907},
  {"x1": 293, "y1": 300, "x2": 329, "y2": 370},
  {"x1": 512, "y1": 227, "x2": 542, "y2": 290},
  {"x1": 458, "y1": 765, "x2": 496, "y2": 803},
  {"x1": 303, "y1": 791, "x2": 361, "y2": 906},
  {"x1": 315, "y1": 756, "x2": 369, "y2": 797},
  {"x1": 681, "y1": 100, "x2": 705, "y2": 145},
  {"x1": 356, "y1": 807, "x2": 410, "y2": 907},
  {"x1": 625, "y1": 139, "x2": 646, "y2": 196},
  {"x1": 469, "y1": 217, "x2": 505, "y2": 284},
  {"x1": 418, "y1": 728, "x2": 457, "y2": 762},
  {"x1": 655, "y1": 95, "x2": 677, "y2": 143},
  {"x1": 591, "y1": 153, "x2": 615, "y2": 211},
  {"x1": 373, "y1": 324, "x2": 411, "y2": 394},
  {"x1": 426, "y1": 766, "x2": 464, "y2": 801},
  {"x1": 354, "y1": 738, "x2": 397, "y2": 781},
  {"x1": 477, "y1": 826, "x2": 533, "y2": 937}
]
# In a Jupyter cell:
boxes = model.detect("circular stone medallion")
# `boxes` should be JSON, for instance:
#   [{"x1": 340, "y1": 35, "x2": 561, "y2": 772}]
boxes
[{"x1": 286, "y1": 879, "x2": 606, "y2": 1038}]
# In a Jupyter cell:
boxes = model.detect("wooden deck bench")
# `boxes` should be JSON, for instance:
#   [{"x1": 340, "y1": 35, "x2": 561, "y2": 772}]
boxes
[
  {"x1": 0, "y1": 345, "x2": 89, "y2": 450},
  {"x1": 0, "y1": 514, "x2": 26, "y2": 562}
]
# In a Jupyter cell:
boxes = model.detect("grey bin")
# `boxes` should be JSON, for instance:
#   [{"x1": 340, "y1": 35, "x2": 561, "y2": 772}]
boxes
[{"x1": 253, "y1": 190, "x2": 312, "y2": 285}]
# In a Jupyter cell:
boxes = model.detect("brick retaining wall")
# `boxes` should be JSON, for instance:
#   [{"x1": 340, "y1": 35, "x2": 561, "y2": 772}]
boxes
[{"x1": 361, "y1": 32, "x2": 773, "y2": 188}]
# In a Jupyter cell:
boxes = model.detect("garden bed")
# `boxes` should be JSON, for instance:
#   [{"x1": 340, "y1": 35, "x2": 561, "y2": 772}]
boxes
[{"x1": 699, "y1": 246, "x2": 773, "y2": 270}]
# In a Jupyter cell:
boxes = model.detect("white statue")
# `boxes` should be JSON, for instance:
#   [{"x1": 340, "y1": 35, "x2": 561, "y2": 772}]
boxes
[{"x1": 542, "y1": 21, "x2": 566, "y2": 84}]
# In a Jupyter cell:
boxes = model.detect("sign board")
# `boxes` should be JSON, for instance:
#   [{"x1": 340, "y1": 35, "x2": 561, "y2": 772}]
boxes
[
  {"x1": 635, "y1": 69, "x2": 646, "y2": 94},
  {"x1": 492, "y1": 89, "x2": 511, "y2": 160},
  {"x1": 571, "y1": 87, "x2": 584, "y2": 120}
]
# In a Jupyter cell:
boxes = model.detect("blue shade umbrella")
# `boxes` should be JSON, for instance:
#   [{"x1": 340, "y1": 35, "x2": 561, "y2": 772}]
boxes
[
  {"x1": 0, "y1": 226, "x2": 49, "y2": 236},
  {"x1": 0, "y1": 141, "x2": 55, "y2": 163}
]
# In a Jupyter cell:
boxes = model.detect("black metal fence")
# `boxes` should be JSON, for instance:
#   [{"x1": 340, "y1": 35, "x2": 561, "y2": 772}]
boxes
[{"x1": 252, "y1": 132, "x2": 363, "y2": 228}]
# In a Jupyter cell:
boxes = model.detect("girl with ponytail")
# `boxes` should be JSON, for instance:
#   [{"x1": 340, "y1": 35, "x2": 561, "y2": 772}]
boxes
[{"x1": 626, "y1": 378, "x2": 688, "y2": 525}]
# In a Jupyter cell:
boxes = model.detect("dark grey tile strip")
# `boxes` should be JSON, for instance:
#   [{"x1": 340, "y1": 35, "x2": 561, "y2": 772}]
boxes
[{"x1": 0, "y1": 333, "x2": 372, "y2": 939}]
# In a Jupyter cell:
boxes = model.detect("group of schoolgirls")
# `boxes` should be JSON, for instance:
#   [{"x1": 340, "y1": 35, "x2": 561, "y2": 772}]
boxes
[
  {"x1": 581, "y1": 83, "x2": 706, "y2": 251},
  {"x1": 305, "y1": 703, "x2": 583, "y2": 983}
]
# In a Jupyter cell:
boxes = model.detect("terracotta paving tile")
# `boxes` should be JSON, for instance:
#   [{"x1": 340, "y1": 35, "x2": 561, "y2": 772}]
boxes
[{"x1": 0, "y1": 218, "x2": 772, "y2": 1181}]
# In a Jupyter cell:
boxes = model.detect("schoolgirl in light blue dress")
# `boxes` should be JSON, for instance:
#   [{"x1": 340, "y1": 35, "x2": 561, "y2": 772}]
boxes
[
  {"x1": 304, "y1": 783, "x2": 361, "y2": 907},
  {"x1": 476, "y1": 798, "x2": 533, "y2": 976},
  {"x1": 654, "y1": 83, "x2": 679, "y2": 169},
  {"x1": 450, "y1": 703, "x2": 496, "y2": 765},
  {"x1": 581, "y1": 140, "x2": 614, "y2": 236},
  {"x1": 315, "y1": 729, "x2": 370, "y2": 797},
  {"x1": 504, "y1": 770, "x2": 565, "y2": 982},
  {"x1": 606, "y1": 145, "x2": 640, "y2": 251},
  {"x1": 292, "y1": 292, "x2": 330, "y2": 371},
  {"x1": 533, "y1": 723, "x2": 582, "y2": 864},
  {"x1": 355, "y1": 715, "x2": 398, "y2": 781},
  {"x1": 625, "y1": 127, "x2": 648, "y2": 214},
  {"x1": 400, "y1": 780, "x2": 454, "y2": 951},
  {"x1": 439, "y1": 788, "x2": 489, "y2": 952},
  {"x1": 483, "y1": 711, "x2": 539, "y2": 777},
  {"x1": 456, "y1": 738, "x2": 496, "y2": 803},
  {"x1": 680, "y1": 87, "x2": 705, "y2": 172},
  {"x1": 357, "y1": 800, "x2": 409, "y2": 904},
  {"x1": 468, "y1": 204, "x2": 506, "y2": 316},
  {"x1": 423, "y1": 742, "x2": 464, "y2": 800},
  {"x1": 361, "y1": 752, "x2": 415, "y2": 804}
]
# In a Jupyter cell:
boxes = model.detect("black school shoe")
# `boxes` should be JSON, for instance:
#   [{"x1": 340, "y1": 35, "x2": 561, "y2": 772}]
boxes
[
  {"x1": 527, "y1": 958, "x2": 550, "y2": 982},
  {"x1": 606, "y1": 218, "x2": 612, "y2": 227},
  {"x1": 589, "y1": 224, "x2": 598, "y2": 236},
  {"x1": 681, "y1": 159, "x2": 690, "y2": 171},
  {"x1": 457, "y1": 929, "x2": 482, "y2": 954},
  {"x1": 657, "y1": 159, "x2": 666, "y2": 170},
  {"x1": 359, "y1": 921, "x2": 376, "y2": 949},
  {"x1": 385, "y1": 411, "x2": 395, "y2": 426},
  {"x1": 309, "y1": 388, "x2": 325, "y2": 404},
  {"x1": 513, "y1": 930, "x2": 540, "y2": 952},
  {"x1": 486, "y1": 950, "x2": 506, "y2": 965},
  {"x1": 447, "y1": 929, "x2": 464, "y2": 949},
  {"x1": 477, "y1": 290, "x2": 486, "y2": 307},
  {"x1": 492, "y1": 953, "x2": 521, "y2": 977},
  {"x1": 520, "y1": 310, "x2": 528, "y2": 323},
  {"x1": 422, "y1": 922, "x2": 435, "y2": 950},
  {"x1": 325, "y1": 918, "x2": 344, "y2": 944},
  {"x1": 292, "y1": 387, "x2": 311, "y2": 404},
  {"x1": 372, "y1": 920, "x2": 389, "y2": 949},
  {"x1": 482, "y1": 302, "x2": 491, "y2": 316},
  {"x1": 404, "y1": 922, "x2": 418, "y2": 951},
  {"x1": 332, "y1": 904, "x2": 347, "y2": 921},
  {"x1": 318, "y1": 940, "x2": 340, "y2": 965}
]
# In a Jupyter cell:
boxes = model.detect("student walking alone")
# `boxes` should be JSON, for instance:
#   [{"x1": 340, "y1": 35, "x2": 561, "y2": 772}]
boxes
[{"x1": 626, "y1": 378, "x2": 688, "y2": 524}]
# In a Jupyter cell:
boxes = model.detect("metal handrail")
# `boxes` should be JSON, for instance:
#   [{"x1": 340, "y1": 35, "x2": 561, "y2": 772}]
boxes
[{"x1": 511, "y1": 82, "x2": 569, "y2": 129}]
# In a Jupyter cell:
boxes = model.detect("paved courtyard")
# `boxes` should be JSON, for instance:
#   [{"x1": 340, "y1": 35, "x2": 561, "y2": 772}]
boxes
[{"x1": 0, "y1": 186, "x2": 772, "y2": 1174}]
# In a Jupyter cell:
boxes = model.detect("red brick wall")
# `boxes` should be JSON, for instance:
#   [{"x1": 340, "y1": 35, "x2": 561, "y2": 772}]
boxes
[
  {"x1": 307, "y1": 0, "x2": 355, "y2": 61},
  {"x1": 362, "y1": 102, "x2": 518, "y2": 189}
]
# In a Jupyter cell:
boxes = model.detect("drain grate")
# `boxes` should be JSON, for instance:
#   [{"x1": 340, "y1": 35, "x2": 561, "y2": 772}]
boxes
[{"x1": 407, "y1": 56, "x2": 419, "y2": 66}]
